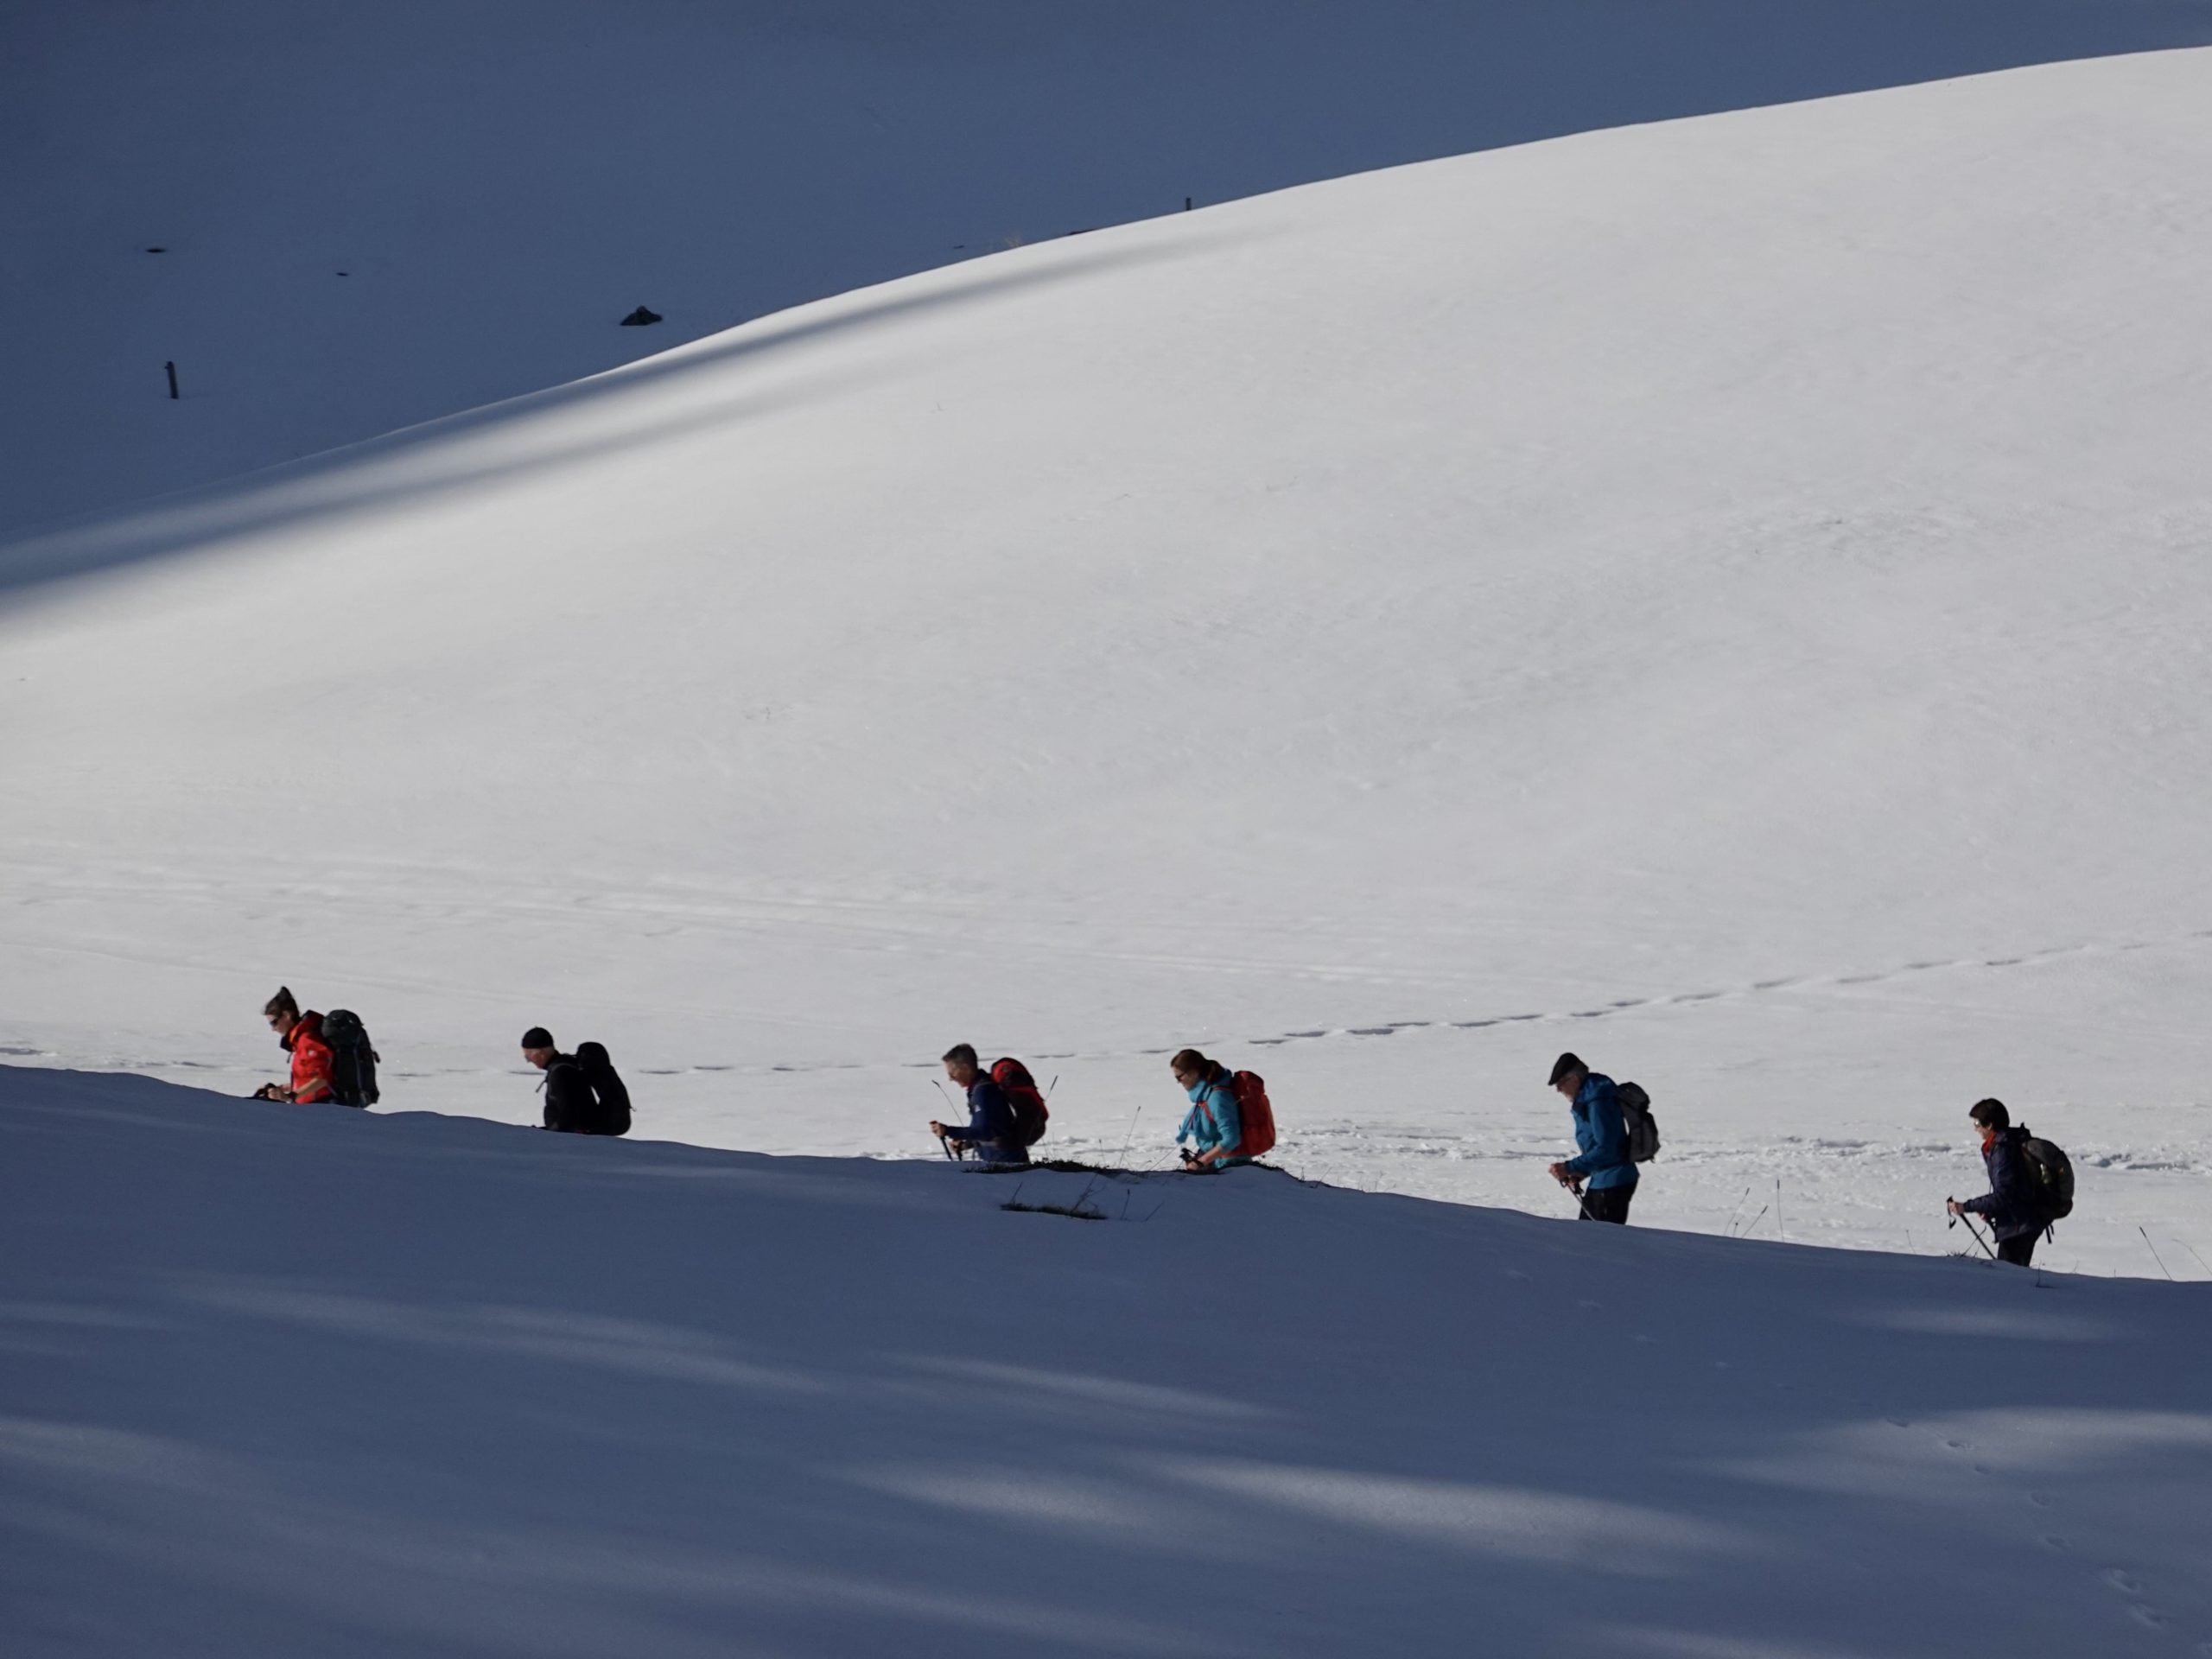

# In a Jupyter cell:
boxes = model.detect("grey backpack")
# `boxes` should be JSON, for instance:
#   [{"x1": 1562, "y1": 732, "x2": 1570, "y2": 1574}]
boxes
[{"x1": 1616, "y1": 1081, "x2": 1660, "y2": 1162}]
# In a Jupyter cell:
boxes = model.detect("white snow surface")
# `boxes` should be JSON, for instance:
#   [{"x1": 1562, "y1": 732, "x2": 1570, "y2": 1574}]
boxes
[
  {"x1": 4, "y1": 1065, "x2": 2209, "y2": 1656},
  {"x1": 10, "y1": 0, "x2": 2212, "y2": 536},
  {"x1": 5, "y1": 48, "x2": 2212, "y2": 1281}
]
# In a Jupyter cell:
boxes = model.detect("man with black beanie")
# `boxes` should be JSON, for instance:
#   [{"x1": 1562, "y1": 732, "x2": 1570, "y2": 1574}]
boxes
[{"x1": 523, "y1": 1026, "x2": 599, "y2": 1135}]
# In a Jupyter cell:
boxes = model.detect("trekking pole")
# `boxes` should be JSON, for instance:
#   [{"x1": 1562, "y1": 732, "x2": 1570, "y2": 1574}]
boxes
[
  {"x1": 1565, "y1": 1179, "x2": 1594, "y2": 1221},
  {"x1": 1947, "y1": 1203, "x2": 1996, "y2": 1260},
  {"x1": 931, "y1": 1079, "x2": 966, "y2": 1162}
]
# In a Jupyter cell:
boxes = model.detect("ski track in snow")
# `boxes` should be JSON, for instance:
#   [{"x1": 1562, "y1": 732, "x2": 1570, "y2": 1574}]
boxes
[
  {"x1": 13, "y1": 925, "x2": 2212, "y2": 1141},
  {"x1": 34, "y1": 917, "x2": 2193, "y2": 1078}
]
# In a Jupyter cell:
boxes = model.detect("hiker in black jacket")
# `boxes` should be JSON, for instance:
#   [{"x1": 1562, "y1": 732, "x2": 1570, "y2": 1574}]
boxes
[
  {"x1": 1948, "y1": 1098, "x2": 2043, "y2": 1267},
  {"x1": 522, "y1": 1026, "x2": 626, "y2": 1135}
]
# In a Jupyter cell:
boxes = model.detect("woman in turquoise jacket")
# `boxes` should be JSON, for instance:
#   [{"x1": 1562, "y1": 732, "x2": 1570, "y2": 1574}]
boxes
[{"x1": 1172, "y1": 1048, "x2": 1248, "y2": 1170}]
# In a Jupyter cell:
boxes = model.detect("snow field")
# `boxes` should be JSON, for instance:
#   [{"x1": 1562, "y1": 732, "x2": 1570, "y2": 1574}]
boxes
[
  {"x1": 7, "y1": 26, "x2": 2212, "y2": 1652},
  {"x1": 3, "y1": 1064, "x2": 2209, "y2": 1656},
  {"x1": 6, "y1": 49, "x2": 2212, "y2": 1272}
]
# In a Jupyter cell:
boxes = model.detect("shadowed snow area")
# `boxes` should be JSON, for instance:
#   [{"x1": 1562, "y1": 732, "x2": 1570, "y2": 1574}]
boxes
[
  {"x1": 3, "y1": 1065, "x2": 2209, "y2": 1656},
  {"x1": 4, "y1": 50, "x2": 2212, "y2": 1274},
  {"x1": 7, "y1": 0, "x2": 2212, "y2": 534}
]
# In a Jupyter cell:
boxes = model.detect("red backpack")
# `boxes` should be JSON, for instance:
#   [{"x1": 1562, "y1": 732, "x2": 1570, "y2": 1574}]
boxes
[
  {"x1": 992, "y1": 1057, "x2": 1050, "y2": 1147},
  {"x1": 1229, "y1": 1071, "x2": 1275, "y2": 1159}
]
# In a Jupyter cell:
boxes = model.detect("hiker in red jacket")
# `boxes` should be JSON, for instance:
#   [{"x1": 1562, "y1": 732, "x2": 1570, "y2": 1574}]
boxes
[{"x1": 253, "y1": 986, "x2": 334, "y2": 1103}]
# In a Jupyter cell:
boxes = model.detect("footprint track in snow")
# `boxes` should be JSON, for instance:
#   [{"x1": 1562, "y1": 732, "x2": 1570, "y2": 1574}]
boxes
[
  {"x1": 877, "y1": 925, "x2": 2212, "y2": 1075},
  {"x1": 2095, "y1": 1568, "x2": 2171, "y2": 1631},
  {"x1": 1219, "y1": 926, "x2": 2212, "y2": 1058},
  {"x1": 40, "y1": 926, "x2": 2212, "y2": 1096}
]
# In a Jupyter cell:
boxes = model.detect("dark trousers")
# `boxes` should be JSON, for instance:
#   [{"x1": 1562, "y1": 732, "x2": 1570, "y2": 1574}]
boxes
[
  {"x1": 1997, "y1": 1231, "x2": 2038, "y2": 1268},
  {"x1": 1579, "y1": 1185, "x2": 1634, "y2": 1225}
]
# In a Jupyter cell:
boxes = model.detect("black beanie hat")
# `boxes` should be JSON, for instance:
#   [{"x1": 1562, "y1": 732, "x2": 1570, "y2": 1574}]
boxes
[
  {"x1": 521, "y1": 1027, "x2": 554, "y2": 1050},
  {"x1": 1548, "y1": 1052, "x2": 1586, "y2": 1086}
]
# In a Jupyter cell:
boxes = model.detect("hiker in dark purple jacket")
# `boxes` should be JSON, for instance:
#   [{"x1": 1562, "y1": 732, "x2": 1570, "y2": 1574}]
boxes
[
  {"x1": 1948, "y1": 1098, "x2": 2043, "y2": 1267},
  {"x1": 928, "y1": 1043, "x2": 1027, "y2": 1166}
]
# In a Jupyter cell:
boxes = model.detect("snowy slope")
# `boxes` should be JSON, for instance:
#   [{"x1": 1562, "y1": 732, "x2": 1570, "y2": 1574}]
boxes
[
  {"x1": 10, "y1": 0, "x2": 2212, "y2": 535},
  {"x1": 6, "y1": 51, "x2": 2212, "y2": 1274},
  {"x1": 4, "y1": 1067, "x2": 2209, "y2": 1656}
]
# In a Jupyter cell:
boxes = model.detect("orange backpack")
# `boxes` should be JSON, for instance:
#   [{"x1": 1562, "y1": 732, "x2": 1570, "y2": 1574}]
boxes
[{"x1": 1229, "y1": 1071, "x2": 1275, "y2": 1158}]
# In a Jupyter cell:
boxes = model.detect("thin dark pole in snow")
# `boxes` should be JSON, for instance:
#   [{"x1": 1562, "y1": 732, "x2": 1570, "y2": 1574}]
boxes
[
  {"x1": 1723, "y1": 1185, "x2": 1752, "y2": 1236},
  {"x1": 2139, "y1": 1226, "x2": 2176, "y2": 1281},
  {"x1": 165, "y1": 360, "x2": 178, "y2": 399},
  {"x1": 1950, "y1": 1211, "x2": 1995, "y2": 1259},
  {"x1": 1114, "y1": 1105, "x2": 1142, "y2": 1171},
  {"x1": 1070, "y1": 1101, "x2": 1141, "y2": 1218},
  {"x1": 1777, "y1": 1179, "x2": 1784, "y2": 1241}
]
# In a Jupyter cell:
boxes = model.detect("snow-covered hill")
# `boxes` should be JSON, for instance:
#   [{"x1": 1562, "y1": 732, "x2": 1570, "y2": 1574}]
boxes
[
  {"x1": 4, "y1": 49, "x2": 2212, "y2": 1273},
  {"x1": 5, "y1": 1065, "x2": 2209, "y2": 1656},
  {"x1": 9, "y1": 1, "x2": 2212, "y2": 535}
]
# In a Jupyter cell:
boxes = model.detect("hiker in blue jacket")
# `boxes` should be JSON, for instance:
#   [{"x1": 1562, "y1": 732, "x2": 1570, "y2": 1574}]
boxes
[
  {"x1": 929, "y1": 1043, "x2": 1028, "y2": 1166},
  {"x1": 1948, "y1": 1098, "x2": 2043, "y2": 1267},
  {"x1": 1172, "y1": 1048, "x2": 1248, "y2": 1171},
  {"x1": 1546, "y1": 1052, "x2": 1637, "y2": 1224}
]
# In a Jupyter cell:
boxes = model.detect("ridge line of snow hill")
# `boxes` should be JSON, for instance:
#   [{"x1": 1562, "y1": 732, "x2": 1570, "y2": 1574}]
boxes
[
  {"x1": 10, "y1": 4, "x2": 2212, "y2": 534},
  {"x1": 3, "y1": 51, "x2": 2212, "y2": 1278},
  {"x1": 0, "y1": 228, "x2": 1217, "y2": 595}
]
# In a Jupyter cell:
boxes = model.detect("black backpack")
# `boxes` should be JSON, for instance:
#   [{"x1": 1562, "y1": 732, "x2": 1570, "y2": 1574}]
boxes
[
  {"x1": 2018, "y1": 1130, "x2": 2074, "y2": 1220},
  {"x1": 1616, "y1": 1081, "x2": 1660, "y2": 1162},
  {"x1": 321, "y1": 1008, "x2": 379, "y2": 1108},
  {"x1": 575, "y1": 1041, "x2": 632, "y2": 1137}
]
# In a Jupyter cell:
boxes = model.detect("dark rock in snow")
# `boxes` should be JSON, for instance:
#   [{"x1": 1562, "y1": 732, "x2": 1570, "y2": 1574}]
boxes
[{"x1": 620, "y1": 305, "x2": 663, "y2": 326}]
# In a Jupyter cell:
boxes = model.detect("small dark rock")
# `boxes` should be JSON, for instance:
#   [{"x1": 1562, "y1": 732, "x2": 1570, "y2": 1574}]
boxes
[
  {"x1": 145, "y1": 246, "x2": 167, "y2": 253},
  {"x1": 620, "y1": 305, "x2": 664, "y2": 327}
]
